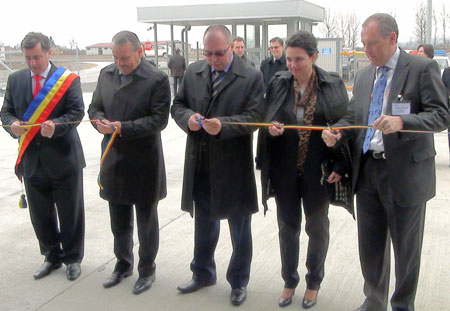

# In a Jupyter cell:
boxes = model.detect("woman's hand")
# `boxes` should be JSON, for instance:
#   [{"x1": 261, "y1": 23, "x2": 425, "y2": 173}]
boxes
[{"x1": 327, "y1": 171, "x2": 342, "y2": 183}]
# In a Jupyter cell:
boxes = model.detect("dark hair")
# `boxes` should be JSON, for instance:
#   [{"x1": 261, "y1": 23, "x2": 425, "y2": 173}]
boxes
[
  {"x1": 21, "y1": 32, "x2": 51, "y2": 51},
  {"x1": 285, "y1": 31, "x2": 318, "y2": 57},
  {"x1": 270, "y1": 37, "x2": 284, "y2": 46},
  {"x1": 417, "y1": 44, "x2": 434, "y2": 58},
  {"x1": 233, "y1": 36, "x2": 245, "y2": 43},
  {"x1": 112, "y1": 30, "x2": 141, "y2": 51},
  {"x1": 204, "y1": 25, "x2": 232, "y2": 44},
  {"x1": 362, "y1": 13, "x2": 399, "y2": 43}
]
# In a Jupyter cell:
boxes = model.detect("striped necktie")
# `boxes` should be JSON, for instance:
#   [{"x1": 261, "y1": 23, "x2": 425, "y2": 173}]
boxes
[
  {"x1": 362, "y1": 66, "x2": 387, "y2": 153},
  {"x1": 211, "y1": 70, "x2": 224, "y2": 98}
]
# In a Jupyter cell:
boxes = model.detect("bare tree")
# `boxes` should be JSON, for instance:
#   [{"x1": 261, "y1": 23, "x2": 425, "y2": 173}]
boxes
[
  {"x1": 414, "y1": 2, "x2": 427, "y2": 44},
  {"x1": 347, "y1": 13, "x2": 360, "y2": 50},
  {"x1": 320, "y1": 8, "x2": 338, "y2": 38},
  {"x1": 433, "y1": 9, "x2": 438, "y2": 45},
  {"x1": 69, "y1": 37, "x2": 77, "y2": 50},
  {"x1": 441, "y1": 4, "x2": 449, "y2": 45},
  {"x1": 337, "y1": 13, "x2": 349, "y2": 48}
]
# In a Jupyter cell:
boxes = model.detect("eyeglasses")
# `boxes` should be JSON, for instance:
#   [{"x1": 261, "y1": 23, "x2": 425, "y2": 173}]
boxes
[
  {"x1": 269, "y1": 46, "x2": 281, "y2": 50},
  {"x1": 203, "y1": 45, "x2": 230, "y2": 57}
]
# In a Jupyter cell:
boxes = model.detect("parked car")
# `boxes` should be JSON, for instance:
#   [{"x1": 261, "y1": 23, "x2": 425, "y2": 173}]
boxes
[
  {"x1": 435, "y1": 55, "x2": 450, "y2": 77},
  {"x1": 147, "y1": 45, "x2": 171, "y2": 58},
  {"x1": 342, "y1": 55, "x2": 355, "y2": 80}
]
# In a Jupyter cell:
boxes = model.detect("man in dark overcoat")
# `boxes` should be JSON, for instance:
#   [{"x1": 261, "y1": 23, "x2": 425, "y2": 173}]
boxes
[
  {"x1": 88, "y1": 30, "x2": 171, "y2": 295},
  {"x1": 171, "y1": 25, "x2": 264, "y2": 306},
  {"x1": 167, "y1": 48, "x2": 186, "y2": 95}
]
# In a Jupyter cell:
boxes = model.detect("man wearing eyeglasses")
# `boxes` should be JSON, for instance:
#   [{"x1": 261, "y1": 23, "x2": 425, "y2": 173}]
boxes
[
  {"x1": 260, "y1": 37, "x2": 288, "y2": 87},
  {"x1": 171, "y1": 24, "x2": 264, "y2": 306}
]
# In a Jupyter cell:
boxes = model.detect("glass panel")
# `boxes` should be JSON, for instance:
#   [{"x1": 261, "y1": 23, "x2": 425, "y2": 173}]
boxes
[
  {"x1": 236, "y1": 25, "x2": 245, "y2": 39},
  {"x1": 246, "y1": 25, "x2": 255, "y2": 48},
  {"x1": 267, "y1": 24, "x2": 287, "y2": 46}
]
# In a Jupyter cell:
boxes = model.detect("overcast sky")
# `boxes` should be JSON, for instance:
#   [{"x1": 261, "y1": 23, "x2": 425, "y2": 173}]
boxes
[{"x1": 0, "y1": 0, "x2": 447, "y2": 49}]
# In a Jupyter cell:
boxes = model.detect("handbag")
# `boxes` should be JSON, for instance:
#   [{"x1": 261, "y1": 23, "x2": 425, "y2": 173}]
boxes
[
  {"x1": 320, "y1": 145, "x2": 355, "y2": 218},
  {"x1": 320, "y1": 87, "x2": 355, "y2": 218}
]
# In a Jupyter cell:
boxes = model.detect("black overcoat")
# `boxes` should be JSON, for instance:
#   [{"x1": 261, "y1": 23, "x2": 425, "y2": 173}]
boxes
[
  {"x1": 171, "y1": 54, "x2": 264, "y2": 219},
  {"x1": 88, "y1": 59, "x2": 171, "y2": 205}
]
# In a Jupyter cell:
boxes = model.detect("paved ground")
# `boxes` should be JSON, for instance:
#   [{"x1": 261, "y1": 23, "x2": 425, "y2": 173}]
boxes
[{"x1": 1, "y1": 65, "x2": 450, "y2": 311}]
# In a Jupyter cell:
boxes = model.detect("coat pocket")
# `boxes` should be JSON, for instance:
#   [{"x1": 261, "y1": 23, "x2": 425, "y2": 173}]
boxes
[{"x1": 412, "y1": 148, "x2": 436, "y2": 163}]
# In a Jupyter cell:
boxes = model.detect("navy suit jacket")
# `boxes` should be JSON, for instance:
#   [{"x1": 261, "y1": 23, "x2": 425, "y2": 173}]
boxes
[{"x1": 1, "y1": 63, "x2": 85, "y2": 179}]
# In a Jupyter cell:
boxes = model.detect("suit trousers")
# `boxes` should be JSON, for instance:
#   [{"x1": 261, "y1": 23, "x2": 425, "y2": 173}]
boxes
[
  {"x1": 273, "y1": 171, "x2": 330, "y2": 290},
  {"x1": 24, "y1": 162, "x2": 85, "y2": 264},
  {"x1": 173, "y1": 76, "x2": 182, "y2": 95},
  {"x1": 356, "y1": 154, "x2": 426, "y2": 311},
  {"x1": 108, "y1": 201, "x2": 159, "y2": 278},
  {"x1": 190, "y1": 170, "x2": 253, "y2": 289}
]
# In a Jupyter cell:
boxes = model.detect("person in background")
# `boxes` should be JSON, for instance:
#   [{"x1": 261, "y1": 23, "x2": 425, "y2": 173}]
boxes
[
  {"x1": 88, "y1": 30, "x2": 171, "y2": 295},
  {"x1": 168, "y1": 48, "x2": 186, "y2": 95},
  {"x1": 231, "y1": 36, "x2": 255, "y2": 67},
  {"x1": 260, "y1": 37, "x2": 288, "y2": 87},
  {"x1": 1, "y1": 32, "x2": 85, "y2": 281},
  {"x1": 417, "y1": 44, "x2": 434, "y2": 59},
  {"x1": 258, "y1": 30, "x2": 350, "y2": 309}
]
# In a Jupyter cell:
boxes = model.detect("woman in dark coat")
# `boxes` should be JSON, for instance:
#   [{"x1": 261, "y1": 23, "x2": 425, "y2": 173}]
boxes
[{"x1": 258, "y1": 31, "x2": 350, "y2": 308}]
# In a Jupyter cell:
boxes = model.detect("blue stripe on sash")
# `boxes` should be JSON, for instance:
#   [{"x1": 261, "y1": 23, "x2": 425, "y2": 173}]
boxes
[{"x1": 23, "y1": 66, "x2": 67, "y2": 121}]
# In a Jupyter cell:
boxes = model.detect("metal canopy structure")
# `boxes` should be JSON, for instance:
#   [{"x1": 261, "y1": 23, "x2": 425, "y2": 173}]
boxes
[{"x1": 137, "y1": 0, "x2": 325, "y2": 66}]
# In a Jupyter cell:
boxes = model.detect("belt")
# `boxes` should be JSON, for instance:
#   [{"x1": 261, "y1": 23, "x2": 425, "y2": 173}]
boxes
[{"x1": 366, "y1": 150, "x2": 386, "y2": 160}]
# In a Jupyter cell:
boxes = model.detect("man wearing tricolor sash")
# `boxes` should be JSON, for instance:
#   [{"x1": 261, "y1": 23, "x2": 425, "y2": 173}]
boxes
[{"x1": 1, "y1": 32, "x2": 85, "y2": 281}]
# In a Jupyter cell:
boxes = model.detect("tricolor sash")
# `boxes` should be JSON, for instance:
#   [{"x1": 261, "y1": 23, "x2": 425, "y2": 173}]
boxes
[{"x1": 15, "y1": 66, "x2": 78, "y2": 173}]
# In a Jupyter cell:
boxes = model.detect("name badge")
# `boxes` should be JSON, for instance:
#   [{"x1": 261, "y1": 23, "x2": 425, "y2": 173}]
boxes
[{"x1": 392, "y1": 100, "x2": 411, "y2": 115}]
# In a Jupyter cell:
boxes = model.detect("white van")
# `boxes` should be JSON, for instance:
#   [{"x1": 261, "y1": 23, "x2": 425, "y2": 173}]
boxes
[{"x1": 147, "y1": 45, "x2": 171, "y2": 58}]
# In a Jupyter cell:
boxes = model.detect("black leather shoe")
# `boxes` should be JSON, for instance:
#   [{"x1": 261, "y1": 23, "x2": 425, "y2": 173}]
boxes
[
  {"x1": 302, "y1": 289, "x2": 318, "y2": 309},
  {"x1": 33, "y1": 262, "x2": 62, "y2": 279},
  {"x1": 133, "y1": 272, "x2": 156, "y2": 295},
  {"x1": 353, "y1": 302, "x2": 385, "y2": 311},
  {"x1": 230, "y1": 287, "x2": 247, "y2": 306},
  {"x1": 302, "y1": 296, "x2": 317, "y2": 309},
  {"x1": 103, "y1": 270, "x2": 133, "y2": 288},
  {"x1": 278, "y1": 289, "x2": 295, "y2": 307},
  {"x1": 177, "y1": 279, "x2": 216, "y2": 293},
  {"x1": 66, "y1": 263, "x2": 81, "y2": 281}
]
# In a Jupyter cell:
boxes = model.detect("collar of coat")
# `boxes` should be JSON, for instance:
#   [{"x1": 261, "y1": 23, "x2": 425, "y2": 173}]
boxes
[
  {"x1": 194, "y1": 52, "x2": 248, "y2": 78},
  {"x1": 273, "y1": 64, "x2": 334, "y2": 87},
  {"x1": 104, "y1": 57, "x2": 156, "y2": 78},
  {"x1": 268, "y1": 53, "x2": 286, "y2": 65}
]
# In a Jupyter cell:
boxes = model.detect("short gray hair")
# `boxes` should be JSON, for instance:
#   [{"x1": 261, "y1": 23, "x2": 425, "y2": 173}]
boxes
[
  {"x1": 362, "y1": 13, "x2": 399, "y2": 43},
  {"x1": 21, "y1": 32, "x2": 51, "y2": 51},
  {"x1": 112, "y1": 30, "x2": 141, "y2": 51}
]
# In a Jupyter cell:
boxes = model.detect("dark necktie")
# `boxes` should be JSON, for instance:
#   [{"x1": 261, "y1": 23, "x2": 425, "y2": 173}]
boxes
[
  {"x1": 33, "y1": 75, "x2": 42, "y2": 98},
  {"x1": 362, "y1": 66, "x2": 387, "y2": 153},
  {"x1": 211, "y1": 70, "x2": 223, "y2": 98}
]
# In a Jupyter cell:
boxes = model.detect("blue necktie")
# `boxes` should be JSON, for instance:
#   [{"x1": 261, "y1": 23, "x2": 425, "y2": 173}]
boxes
[{"x1": 362, "y1": 66, "x2": 387, "y2": 153}]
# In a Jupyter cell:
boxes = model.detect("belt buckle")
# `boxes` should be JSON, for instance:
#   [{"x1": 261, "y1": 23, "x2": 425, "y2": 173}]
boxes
[{"x1": 372, "y1": 151, "x2": 386, "y2": 160}]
